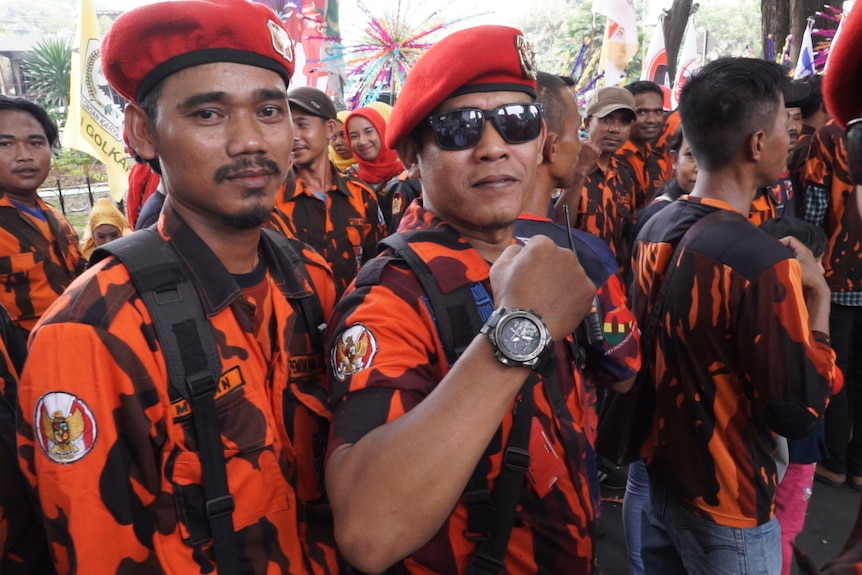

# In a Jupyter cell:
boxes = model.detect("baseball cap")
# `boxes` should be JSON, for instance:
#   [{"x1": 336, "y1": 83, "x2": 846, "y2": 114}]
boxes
[
  {"x1": 586, "y1": 87, "x2": 637, "y2": 121},
  {"x1": 288, "y1": 87, "x2": 337, "y2": 121}
]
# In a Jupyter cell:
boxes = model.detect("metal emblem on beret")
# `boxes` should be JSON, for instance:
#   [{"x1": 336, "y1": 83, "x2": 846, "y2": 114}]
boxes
[
  {"x1": 268, "y1": 19, "x2": 294, "y2": 63},
  {"x1": 516, "y1": 35, "x2": 537, "y2": 80}
]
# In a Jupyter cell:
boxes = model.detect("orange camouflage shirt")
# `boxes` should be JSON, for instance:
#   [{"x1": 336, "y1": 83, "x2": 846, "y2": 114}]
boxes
[
  {"x1": 326, "y1": 202, "x2": 598, "y2": 574},
  {"x1": 16, "y1": 202, "x2": 338, "y2": 575},
  {"x1": 632, "y1": 196, "x2": 837, "y2": 528},
  {"x1": 270, "y1": 167, "x2": 386, "y2": 298},
  {"x1": 575, "y1": 156, "x2": 643, "y2": 273},
  {"x1": 801, "y1": 121, "x2": 862, "y2": 294},
  {"x1": 748, "y1": 170, "x2": 800, "y2": 226},
  {"x1": 0, "y1": 192, "x2": 86, "y2": 334},
  {"x1": 616, "y1": 140, "x2": 671, "y2": 207}
]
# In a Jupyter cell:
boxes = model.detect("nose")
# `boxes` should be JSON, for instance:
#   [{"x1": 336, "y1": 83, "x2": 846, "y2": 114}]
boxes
[
  {"x1": 473, "y1": 120, "x2": 510, "y2": 161},
  {"x1": 226, "y1": 110, "x2": 267, "y2": 157}
]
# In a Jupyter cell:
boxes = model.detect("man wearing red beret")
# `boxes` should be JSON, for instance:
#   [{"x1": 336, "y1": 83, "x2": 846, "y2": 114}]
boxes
[
  {"x1": 324, "y1": 25, "x2": 599, "y2": 574},
  {"x1": 15, "y1": 1, "x2": 339, "y2": 573}
]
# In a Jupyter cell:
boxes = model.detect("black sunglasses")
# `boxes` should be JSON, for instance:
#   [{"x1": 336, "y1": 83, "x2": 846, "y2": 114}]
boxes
[
  {"x1": 847, "y1": 117, "x2": 862, "y2": 185},
  {"x1": 427, "y1": 103, "x2": 544, "y2": 151}
]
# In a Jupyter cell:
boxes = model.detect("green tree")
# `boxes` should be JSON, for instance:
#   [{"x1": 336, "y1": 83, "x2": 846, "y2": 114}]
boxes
[{"x1": 24, "y1": 36, "x2": 72, "y2": 122}]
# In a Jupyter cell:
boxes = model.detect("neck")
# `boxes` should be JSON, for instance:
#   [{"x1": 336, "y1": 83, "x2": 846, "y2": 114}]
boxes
[
  {"x1": 294, "y1": 156, "x2": 333, "y2": 194},
  {"x1": 597, "y1": 152, "x2": 612, "y2": 171},
  {"x1": 688, "y1": 167, "x2": 758, "y2": 216},
  {"x1": 166, "y1": 197, "x2": 263, "y2": 274},
  {"x1": 4, "y1": 189, "x2": 38, "y2": 208},
  {"x1": 522, "y1": 171, "x2": 554, "y2": 218},
  {"x1": 630, "y1": 138, "x2": 648, "y2": 153}
]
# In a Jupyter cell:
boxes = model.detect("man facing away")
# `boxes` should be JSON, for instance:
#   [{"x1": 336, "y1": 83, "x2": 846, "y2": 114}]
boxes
[
  {"x1": 324, "y1": 25, "x2": 600, "y2": 574},
  {"x1": 270, "y1": 86, "x2": 386, "y2": 298},
  {"x1": 0, "y1": 97, "x2": 86, "y2": 338},
  {"x1": 16, "y1": 1, "x2": 339, "y2": 573},
  {"x1": 631, "y1": 57, "x2": 839, "y2": 575}
]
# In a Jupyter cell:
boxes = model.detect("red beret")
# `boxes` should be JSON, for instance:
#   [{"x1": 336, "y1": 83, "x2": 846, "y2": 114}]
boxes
[
  {"x1": 386, "y1": 25, "x2": 538, "y2": 149},
  {"x1": 102, "y1": 0, "x2": 295, "y2": 104},
  {"x1": 824, "y1": 2, "x2": 862, "y2": 128}
]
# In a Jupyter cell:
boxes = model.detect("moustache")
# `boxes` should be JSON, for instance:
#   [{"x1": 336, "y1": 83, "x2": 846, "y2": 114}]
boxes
[{"x1": 214, "y1": 156, "x2": 282, "y2": 184}]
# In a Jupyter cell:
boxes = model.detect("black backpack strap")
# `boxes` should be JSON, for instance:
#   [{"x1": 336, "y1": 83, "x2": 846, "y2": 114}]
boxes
[
  {"x1": 466, "y1": 376, "x2": 535, "y2": 575},
  {"x1": 91, "y1": 230, "x2": 240, "y2": 573},
  {"x1": 261, "y1": 228, "x2": 327, "y2": 354},
  {"x1": 379, "y1": 234, "x2": 482, "y2": 366}
]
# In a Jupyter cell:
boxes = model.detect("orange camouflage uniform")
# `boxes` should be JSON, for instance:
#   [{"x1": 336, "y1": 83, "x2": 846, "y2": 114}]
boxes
[
  {"x1": 16, "y1": 201, "x2": 338, "y2": 575},
  {"x1": 748, "y1": 170, "x2": 800, "y2": 226},
  {"x1": 270, "y1": 167, "x2": 386, "y2": 298},
  {"x1": 327, "y1": 202, "x2": 598, "y2": 575},
  {"x1": 617, "y1": 140, "x2": 671, "y2": 207},
  {"x1": 575, "y1": 156, "x2": 643, "y2": 273},
  {"x1": 801, "y1": 121, "x2": 862, "y2": 298},
  {"x1": 0, "y1": 192, "x2": 86, "y2": 334},
  {"x1": 632, "y1": 196, "x2": 838, "y2": 528}
]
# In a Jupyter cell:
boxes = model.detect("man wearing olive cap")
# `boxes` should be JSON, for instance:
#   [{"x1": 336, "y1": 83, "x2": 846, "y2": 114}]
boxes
[
  {"x1": 324, "y1": 25, "x2": 598, "y2": 574},
  {"x1": 15, "y1": 1, "x2": 338, "y2": 573}
]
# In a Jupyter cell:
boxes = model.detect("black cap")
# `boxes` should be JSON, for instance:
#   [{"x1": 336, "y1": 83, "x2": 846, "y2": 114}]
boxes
[
  {"x1": 288, "y1": 86, "x2": 337, "y2": 120},
  {"x1": 783, "y1": 80, "x2": 812, "y2": 109}
]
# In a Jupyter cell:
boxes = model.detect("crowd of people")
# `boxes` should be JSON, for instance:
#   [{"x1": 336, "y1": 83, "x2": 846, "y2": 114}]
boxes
[{"x1": 1, "y1": 0, "x2": 861, "y2": 573}]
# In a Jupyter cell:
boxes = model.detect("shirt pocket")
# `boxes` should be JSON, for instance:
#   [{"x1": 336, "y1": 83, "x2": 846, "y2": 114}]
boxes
[{"x1": 170, "y1": 383, "x2": 291, "y2": 546}]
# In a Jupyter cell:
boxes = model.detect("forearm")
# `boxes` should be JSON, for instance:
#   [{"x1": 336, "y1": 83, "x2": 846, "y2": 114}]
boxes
[{"x1": 327, "y1": 335, "x2": 529, "y2": 572}]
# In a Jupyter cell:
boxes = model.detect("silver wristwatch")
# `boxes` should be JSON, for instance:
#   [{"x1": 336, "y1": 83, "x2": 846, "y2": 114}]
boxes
[{"x1": 480, "y1": 307, "x2": 554, "y2": 370}]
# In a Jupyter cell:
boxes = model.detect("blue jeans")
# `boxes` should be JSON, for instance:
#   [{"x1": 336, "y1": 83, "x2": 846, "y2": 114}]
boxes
[
  {"x1": 623, "y1": 459, "x2": 649, "y2": 575},
  {"x1": 641, "y1": 480, "x2": 782, "y2": 575}
]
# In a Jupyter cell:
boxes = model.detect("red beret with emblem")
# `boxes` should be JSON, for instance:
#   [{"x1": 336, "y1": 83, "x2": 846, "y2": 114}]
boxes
[
  {"x1": 385, "y1": 25, "x2": 538, "y2": 149},
  {"x1": 102, "y1": 0, "x2": 295, "y2": 104},
  {"x1": 824, "y1": 1, "x2": 862, "y2": 128}
]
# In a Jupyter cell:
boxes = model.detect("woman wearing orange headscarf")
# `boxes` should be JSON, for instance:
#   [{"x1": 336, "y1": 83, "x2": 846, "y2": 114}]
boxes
[
  {"x1": 79, "y1": 198, "x2": 132, "y2": 259},
  {"x1": 345, "y1": 102, "x2": 404, "y2": 194}
]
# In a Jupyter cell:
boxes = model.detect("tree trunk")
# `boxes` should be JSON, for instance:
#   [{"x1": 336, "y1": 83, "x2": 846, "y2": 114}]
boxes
[
  {"x1": 762, "y1": 0, "x2": 839, "y2": 66},
  {"x1": 663, "y1": 0, "x2": 692, "y2": 84}
]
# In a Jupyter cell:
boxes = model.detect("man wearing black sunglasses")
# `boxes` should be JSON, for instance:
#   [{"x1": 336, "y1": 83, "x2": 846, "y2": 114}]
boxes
[{"x1": 324, "y1": 25, "x2": 600, "y2": 575}]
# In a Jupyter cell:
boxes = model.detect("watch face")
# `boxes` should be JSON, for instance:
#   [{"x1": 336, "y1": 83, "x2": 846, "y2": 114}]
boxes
[{"x1": 499, "y1": 315, "x2": 543, "y2": 360}]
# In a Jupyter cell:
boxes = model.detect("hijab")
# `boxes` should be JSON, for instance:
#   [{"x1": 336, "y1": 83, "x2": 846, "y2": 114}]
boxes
[
  {"x1": 345, "y1": 103, "x2": 404, "y2": 185},
  {"x1": 329, "y1": 110, "x2": 357, "y2": 172}
]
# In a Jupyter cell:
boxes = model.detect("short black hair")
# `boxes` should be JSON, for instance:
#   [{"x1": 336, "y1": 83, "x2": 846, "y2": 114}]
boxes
[
  {"x1": 0, "y1": 96, "x2": 59, "y2": 148},
  {"x1": 625, "y1": 80, "x2": 664, "y2": 100},
  {"x1": 679, "y1": 57, "x2": 787, "y2": 171},
  {"x1": 760, "y1": 216, "x2": 828, "y2": 259},
  {"x1": 798, "y1": 75, "x2": 824, "y2": 120},
  {"x1": 537, "y1": 71, "x2": 571, "y2": 135},
  {"x1": 557, "y1": 74, "x2": 576, "y2": 88}
]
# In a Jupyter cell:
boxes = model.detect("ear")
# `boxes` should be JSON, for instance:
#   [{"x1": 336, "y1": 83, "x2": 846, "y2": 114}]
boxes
[
  {"x1": 395, "y1": 137, "x2": 420, "y2": 171},
  {"x1": 324, "y1": 118, "x2": 337, "y2": 139},
  {"x1": 583, "y1": 116, "x2": 592, "y2": 131},
  {"x1": 747, "y1": 129, "x2": 765, "y2": 162},
  {"x1": 543, "y1": 131, "x2": 559, "y2": 164},
  {"x1": 124, "y1": 103, "x2": 157, "y2": 161}
]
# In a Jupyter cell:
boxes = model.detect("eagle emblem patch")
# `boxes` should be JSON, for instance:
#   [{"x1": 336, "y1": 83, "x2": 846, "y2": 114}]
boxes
[
  {"x1": 332, "y1": 324, "x2": 378, "y2": 381},
  {"x1": 34, "y1": 392, "x2": 97, "y2": 464}
]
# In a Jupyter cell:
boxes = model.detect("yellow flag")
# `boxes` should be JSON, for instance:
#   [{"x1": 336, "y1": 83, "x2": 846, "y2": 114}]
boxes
[{"x1": 63, "y1": 0, "x2": 129, "y2": 202}]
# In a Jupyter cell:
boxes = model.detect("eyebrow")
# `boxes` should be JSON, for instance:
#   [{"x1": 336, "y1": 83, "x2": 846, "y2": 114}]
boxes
[
  {"x1": 0, "y1": 133, "x2": 47, "y2": 140},
  {"x1": 177, "y1": 88, "x2": 288, "y2": 111}
]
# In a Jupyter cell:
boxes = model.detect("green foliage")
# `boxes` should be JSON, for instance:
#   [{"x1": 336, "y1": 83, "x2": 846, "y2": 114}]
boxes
[
  {"x1": 52, "y1": 149, "x2": 107, "y2": 181},
  {"x1": 24, "y1": 36, "x2": 72, "y2": 123},
  {"x1": 0, "y1": 0, "x2": 77, "y2": 35}
]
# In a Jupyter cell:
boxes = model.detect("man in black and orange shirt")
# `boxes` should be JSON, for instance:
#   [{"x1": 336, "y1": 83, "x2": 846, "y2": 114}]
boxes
[
  {"x1": 800, "y1": 117, "x2": 862, "y2": 487},
  {"x1": 271, "y1": 87, "x2": 386, "y2": 297},
  {"x1": 632, "y1": 58, "x2": 838, "y2": 575},
  {"x1": 557, "y1": 86, "x2": 643, "y2": 274},
  {"x1": 325, "y1": 26, "x2": 599, "y2": 574},
  {"x1": 619, "y1": 80, "x2": 672, "y2": 204},
  {"x1": 0, "y1": 97, "x2": 86, "y2": 338},
  {"x1": 16, "y1": 2, "x2": 339, "y2": 573}
]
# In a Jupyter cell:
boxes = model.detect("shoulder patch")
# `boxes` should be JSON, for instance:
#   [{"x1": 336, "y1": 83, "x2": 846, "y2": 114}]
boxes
[
  {"x1": 34, "y1": 392, "x2": 97, "y2": 464},
  {"x1": 331, "y1": 324, "x2": 378, "y2": 381}
]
